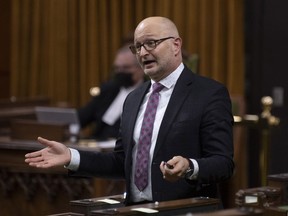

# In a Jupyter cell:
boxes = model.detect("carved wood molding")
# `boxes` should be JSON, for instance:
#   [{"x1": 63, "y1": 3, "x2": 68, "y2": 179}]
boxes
[{"x1": 0, "y1": 168, "x2": 93, "y2": 201}]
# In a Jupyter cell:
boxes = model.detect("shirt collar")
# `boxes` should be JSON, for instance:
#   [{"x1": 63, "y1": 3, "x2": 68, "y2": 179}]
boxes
[{"x1": 151, "y1": 62, "x2": 184, "y2": 90}]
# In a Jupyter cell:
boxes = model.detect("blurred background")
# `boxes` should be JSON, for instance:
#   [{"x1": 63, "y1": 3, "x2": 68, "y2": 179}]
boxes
[{"x1": 0, "y1": 0, "x2": 287, "y2": 215}]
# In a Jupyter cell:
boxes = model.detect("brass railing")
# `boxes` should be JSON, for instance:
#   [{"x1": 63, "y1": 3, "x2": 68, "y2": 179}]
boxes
[{"x1": 233, "y1": 96, "x2": 280, "y2": 186}]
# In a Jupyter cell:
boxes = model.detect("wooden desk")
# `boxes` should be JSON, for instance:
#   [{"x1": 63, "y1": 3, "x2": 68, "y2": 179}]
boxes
[
  {"x1": 264, "y1": 206, "x2": 288, "y2": 216},
  {"x1": 0, "y1": 107, "x2": 36, "y2": 131},
  {"x1": 90, "y1": 197, "x2": 220, "y2": 216},
  {"x1": 235, "y1": 186, "x2": 282, "y2": 208},
  {"x1": 0, "y1": 137, "x2": 125, "y2": 216},
  {"x1": 180, "y1": 207, "x2": 264, "y2": 216},
  {"x1": 0, "y1": 96, "x2": 50, "y2": 133},
  {"x1": 47, "y1": 213, "x2": 85, "y2": 216},
  {"x1": 10, "y1": 119, "x2": 69, "y2": 141},
  {"x1": 70, "y1": 194, "x2": 125, "y2": 216},
  {"x1": 0, "y1": 96, "x2": 50, "y2": 109},
  {"x1": 267, "y1": 173, "x2": 288, "y2": 204}
]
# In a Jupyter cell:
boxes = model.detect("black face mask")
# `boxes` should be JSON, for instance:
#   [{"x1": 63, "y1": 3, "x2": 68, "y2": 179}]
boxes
[{"x1": 114, "y1": 72, "x2": 134, "y2": 88}]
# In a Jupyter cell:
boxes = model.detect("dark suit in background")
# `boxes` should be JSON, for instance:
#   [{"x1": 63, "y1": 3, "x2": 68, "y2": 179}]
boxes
[{"x1": 77, "y1": 80, "x2": 121, "y2": 140}]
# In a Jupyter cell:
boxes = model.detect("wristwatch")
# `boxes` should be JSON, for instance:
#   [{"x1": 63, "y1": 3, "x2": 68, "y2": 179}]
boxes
[{"x1": 184, "y1": 158, "x2": 194, "y2": 180}]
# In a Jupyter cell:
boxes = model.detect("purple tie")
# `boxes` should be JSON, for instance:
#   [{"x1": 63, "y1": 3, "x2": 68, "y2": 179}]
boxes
[{"x1": 134, "y1": 82, "x2": 164, "y2": 191}]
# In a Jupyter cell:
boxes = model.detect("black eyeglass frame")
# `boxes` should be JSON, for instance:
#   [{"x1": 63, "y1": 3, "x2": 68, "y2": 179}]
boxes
[{"x1": 129, "y1": 36, "x2": 175, "y2": 54}]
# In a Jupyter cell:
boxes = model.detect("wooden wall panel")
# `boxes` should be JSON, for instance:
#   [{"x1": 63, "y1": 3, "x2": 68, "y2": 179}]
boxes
[
  {"x1": 9, "y1": 0, "x2": 244, "y2": 107},
  {"x1": 0, "y1": 0, "x2": 11, "y2": 99}
]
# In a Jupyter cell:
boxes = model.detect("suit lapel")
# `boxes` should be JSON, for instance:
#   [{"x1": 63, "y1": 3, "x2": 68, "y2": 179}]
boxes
[
  {"x1": 125, "y1": 81, "x2": 151, "y2": 148},
  {"x1": 154, "y1": 67, "x2": 195, "y2": 156}
]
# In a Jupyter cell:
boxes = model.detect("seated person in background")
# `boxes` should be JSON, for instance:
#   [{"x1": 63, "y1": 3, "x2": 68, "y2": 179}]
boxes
[{"x1": 77, "y1": 45, "x2": 145, "y2": 140}]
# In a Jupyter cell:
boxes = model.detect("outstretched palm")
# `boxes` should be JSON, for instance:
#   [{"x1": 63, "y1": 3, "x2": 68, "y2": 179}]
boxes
[{"x1": 25, "y1": 137, "x2": 71, "y2": 168}]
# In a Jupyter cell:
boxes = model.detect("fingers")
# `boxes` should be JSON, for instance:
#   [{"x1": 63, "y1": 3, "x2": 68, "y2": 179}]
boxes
[
  {"x1": 25, "y1": 137, "x2": 51, "y2": 164},
  {"x1": 25, "y1": 150, "x2": 42, "y2": 159},
  {"x1": 25, "y1": 148, "x2": 46, "y2": 165},
  {"x1": 25, "y1": 150, "x2": 46, "y2": 168},
  {"x1": 160, "y1": 160, "x2": 176, "y2": 182},
  {"x1": 160, "y1": 156, "x2": 188, "y2": 182},
  {"x1": 25, "y1": 154, "x2": 42, "y2": 162},
  {"x1": 28, "y1": 160, "x2": 51, "y2": 169},
  {"x1": 25, "y1": 150, "x2": 54, "y2": 168},
  {"x1": 25, "y1": 137, "x2": 53, "y2": 158},
  {"x1": 159, "y1": 161, "x2": 173, "y2": 174},
  {"x1": 159, "y1": 161, "x2": 165, "y2": 171}
]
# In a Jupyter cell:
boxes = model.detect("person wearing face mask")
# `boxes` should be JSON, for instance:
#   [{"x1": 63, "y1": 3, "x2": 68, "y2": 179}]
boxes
[{"x1": 77, "y1": 45, "x2": 144, "y2": 140}]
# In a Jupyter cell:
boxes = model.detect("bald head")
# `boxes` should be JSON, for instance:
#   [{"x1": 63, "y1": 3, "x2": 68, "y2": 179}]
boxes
[
  {"x1": 133, "y1": 16, "x2": 182, "y2": 82},
  {"x1": 134, "y1": 17, "x2": 179, "y2": 42}
]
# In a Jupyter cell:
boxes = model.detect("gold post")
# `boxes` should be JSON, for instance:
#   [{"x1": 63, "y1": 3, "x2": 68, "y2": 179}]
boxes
[
  {"x1": 233, "y1": 96, "x2": 280, "y2": 186},
  {"x1": 259, "y1": 96, "x2": 280, "y2": 186}
]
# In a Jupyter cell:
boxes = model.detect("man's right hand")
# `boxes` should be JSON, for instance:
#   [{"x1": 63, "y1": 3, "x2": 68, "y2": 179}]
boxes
[{"x1": 25, "y1": 137, "x2": 71, "y2": 168}]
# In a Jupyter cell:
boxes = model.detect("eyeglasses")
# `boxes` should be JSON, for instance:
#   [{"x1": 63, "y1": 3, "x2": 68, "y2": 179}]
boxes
[{"x1": 129, "y1": 37, "x2": 175, "y2": 54}]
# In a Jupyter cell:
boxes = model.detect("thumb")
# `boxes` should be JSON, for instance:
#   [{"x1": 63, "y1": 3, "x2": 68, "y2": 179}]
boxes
[{"x1": 37, "y1": 137, "x2": 54, "y2": 147}]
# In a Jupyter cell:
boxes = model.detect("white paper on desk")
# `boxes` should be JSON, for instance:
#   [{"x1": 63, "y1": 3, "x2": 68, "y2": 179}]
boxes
[
  {"x1": 97, "y1": 198, "x2": 120, "y2": 204},
  {"x1": 131, "y1": 207, "x2": 158, "y2": 213},
  {"x1": 97, "y1": 139, "x2": 116, "y2": 149}
]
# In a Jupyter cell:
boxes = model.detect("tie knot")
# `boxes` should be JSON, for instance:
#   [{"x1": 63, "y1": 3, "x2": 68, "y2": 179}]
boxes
[{"x1": 152, "y1": 82, "x2": 164, "y2": 93}]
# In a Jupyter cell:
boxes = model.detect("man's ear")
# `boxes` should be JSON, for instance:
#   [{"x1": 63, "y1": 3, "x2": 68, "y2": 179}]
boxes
[{"x1": 173, "y1": 37, "x2": 182, "y2": 56}]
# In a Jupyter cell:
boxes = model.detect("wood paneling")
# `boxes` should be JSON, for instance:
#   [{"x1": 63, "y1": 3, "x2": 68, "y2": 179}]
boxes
[
  {"x1": 0, "y1": 0, "x2": 11, "y2": 98},
  {"x1": 9, "y1": 0, "x2": 244, "y2": 107}
]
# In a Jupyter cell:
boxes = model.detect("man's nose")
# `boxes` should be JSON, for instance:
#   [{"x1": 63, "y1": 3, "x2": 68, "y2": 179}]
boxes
[{"x1": 138, "y1": 46, "x2": 149, "y2": 56}]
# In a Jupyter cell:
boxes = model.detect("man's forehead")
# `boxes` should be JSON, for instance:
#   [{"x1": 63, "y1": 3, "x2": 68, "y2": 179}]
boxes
[
  {"x1": 135, "y1": 22, "x2": 164, "y2": 38},
  {"x1": 134, "y1": 30, "x2": 163, "y2": 42},
  {"x1": 134, "y1": 34, "x2": 158, "y2": 42}
]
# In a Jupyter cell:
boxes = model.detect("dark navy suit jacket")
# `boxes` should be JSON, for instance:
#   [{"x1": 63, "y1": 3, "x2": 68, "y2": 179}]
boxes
[
  {"x1": 73, "y1": 66, "x2": 234, "y2": 204},
  {"x1": 77, "y1": 81, "x2": 121, "y2": 140}
]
